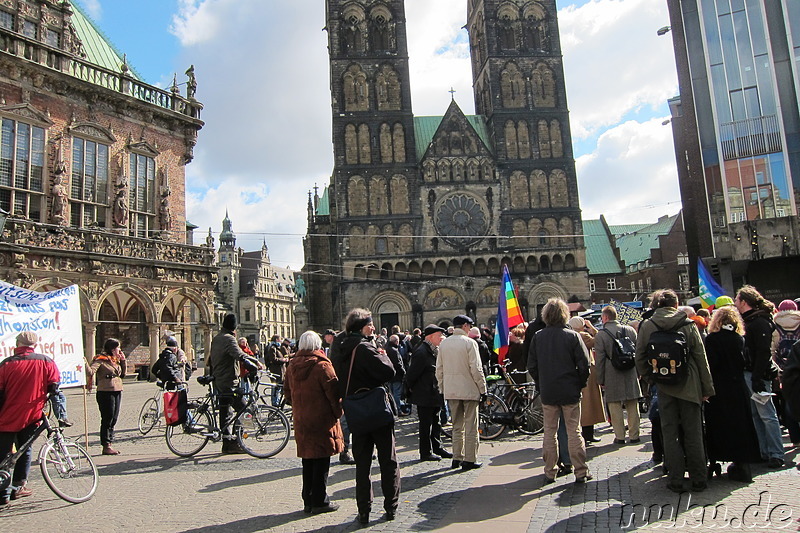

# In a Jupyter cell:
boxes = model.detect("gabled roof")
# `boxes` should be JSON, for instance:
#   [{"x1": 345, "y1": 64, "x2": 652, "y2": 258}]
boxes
[
  {"x1": 583, "y1": 218, "x2": 623, "y2": 275},
  {"x1": 614, "y1": 214, "x2": 680, "y2": 268},
  {"x1": 413, "y1": 100, "x2": 493, "y2": 160},
  {"x1": 69, "y1": 1, "x2": 143, "y2": 80},
  {"x1": 607, "y1": 223, "x2": 650, "y2": 236}
]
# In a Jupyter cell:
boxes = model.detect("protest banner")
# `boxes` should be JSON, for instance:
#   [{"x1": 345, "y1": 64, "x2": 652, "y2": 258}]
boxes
[{"x1": 0, "y1": 280, "x2": 86, "y2": 388}]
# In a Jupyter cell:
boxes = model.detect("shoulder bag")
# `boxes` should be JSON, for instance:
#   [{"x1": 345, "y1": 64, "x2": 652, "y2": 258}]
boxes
[{"x1": 342, "y1": 346, "x2": 395, "y2": 435}]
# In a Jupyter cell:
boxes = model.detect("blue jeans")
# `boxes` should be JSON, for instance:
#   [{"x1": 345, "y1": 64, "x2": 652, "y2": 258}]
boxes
[
  {"x1": 389, "y1": 381, "x2": 405, "y2": 413},
  {"x1": 744, "y1": 371, "x2": 785, "y2": 460},
  {"x1": 50, "y1": 390, "x2": 68, "y2": 421},
  {"x1": 0, "y1": 421, "x2": 38, "y2": 502}
]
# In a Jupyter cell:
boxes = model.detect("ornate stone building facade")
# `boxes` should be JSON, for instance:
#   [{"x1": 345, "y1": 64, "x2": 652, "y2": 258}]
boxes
[
  {"x1": 304, "y1": 0, "x2": 589, "y2": 332},
  {"x1": 215, "y1": 213, "x2": 297, "y2": 351},
  {"x1": 0, "y1": 0, "x2": 215, "y2": 371}
]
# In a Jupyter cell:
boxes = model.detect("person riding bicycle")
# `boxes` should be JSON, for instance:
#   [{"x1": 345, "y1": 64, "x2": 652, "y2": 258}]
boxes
[
  {"x1": 207, "y1": 313, "x2": 249, "y2": 454},
  {"x1": 0, "y1": 331, "x2": 60, "y2": 505}
]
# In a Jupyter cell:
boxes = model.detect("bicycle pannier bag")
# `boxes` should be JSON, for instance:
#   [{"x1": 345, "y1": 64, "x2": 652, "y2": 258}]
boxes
[
  {"x1": 164, "y1": 389, "x2": 188, "y2": 426},
  {"x1": 643, "y1": 320, "x2": 692, "y2": 385}
]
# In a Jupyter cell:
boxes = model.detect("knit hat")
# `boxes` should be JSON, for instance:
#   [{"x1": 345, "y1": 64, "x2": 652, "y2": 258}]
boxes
[
  {"x1": 715, "y1": 295, "x2": 734, "y2": 308},
  {"x1": 568, "y1": 316, "x2": 585, "y2": 331},
  {"x1": 165, "y1": 336, "x2": 178, "y2": 347},
  {"x1": 778, "y1": 299, "x2": 798, "y2": 311},
  {"x1": 468, "y1": 327, "x2": 481, "y2": 339},
  {"x1": 16, "y1": 331, "x2": 38, "y2": 347},
  {"x1": 222, "y1": 313, "x2": 237, "y2": 331}
]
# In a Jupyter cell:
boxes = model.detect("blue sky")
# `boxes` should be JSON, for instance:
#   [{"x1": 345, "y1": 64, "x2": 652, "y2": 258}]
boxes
[{"x1": 73, "y1": 0, "x2": 681, "y2": 270}]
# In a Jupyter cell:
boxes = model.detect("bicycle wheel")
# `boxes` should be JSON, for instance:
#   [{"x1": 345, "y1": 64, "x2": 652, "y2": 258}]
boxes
[
  {"x1": 514, "y1": 394, "x2": 544, "y2": 435},
  {"x1": 478, "y1": 393, "x2": 508, "y2": 440},
  {"x1": 237, "y1": 405, "x2": 290, "y2": 458},
  {"x1": 40, "y1": 440, "x2": 98, "y2": 503},
  {"x1": 138, "y1": 397, "x2": 160, "y2": 435},
  {"x1": 165, "y1": 406, "x2": 212, "y2": 457}
]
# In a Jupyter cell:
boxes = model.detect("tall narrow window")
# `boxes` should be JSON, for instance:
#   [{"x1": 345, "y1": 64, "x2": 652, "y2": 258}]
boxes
[
  {"x1": 71, "y1": 137, "x2": 109, "y2": 227},
  {"x1": 0, "y1": 117, "x2": 45, "y2": 220},
  {"x1": 128, "y1": 153, "x2": 156, "y2": 237}
]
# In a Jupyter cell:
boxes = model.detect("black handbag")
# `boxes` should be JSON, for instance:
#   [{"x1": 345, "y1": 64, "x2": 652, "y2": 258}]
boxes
[{"x1": 342, "y1": 347, "x2": 395, "y2": 435}]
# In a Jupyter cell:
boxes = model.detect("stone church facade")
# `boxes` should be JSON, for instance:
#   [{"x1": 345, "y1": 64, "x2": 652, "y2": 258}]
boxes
[
  {"x1": 304, "y1": 0, "x2": 589, "y2": 332},
  {"x1": 0, "y1": 1, "x2": 215, "y2": 372}
]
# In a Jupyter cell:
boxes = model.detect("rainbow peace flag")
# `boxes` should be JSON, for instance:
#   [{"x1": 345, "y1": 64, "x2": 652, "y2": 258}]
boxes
[
  {"x1": 493, "y1": 265, "x2": 525, "y2": 363},
  {"x1": 698, "y1": 258, "x2": 726, "y2": 309}
]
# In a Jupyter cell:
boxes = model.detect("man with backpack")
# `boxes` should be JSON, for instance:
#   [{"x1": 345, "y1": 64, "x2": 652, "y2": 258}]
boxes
[
  {"x1": 635, "y1": 289, "x2": 715, "y2": 492},
  {"x1": 772, "y1": 299, "x2": 800, "y2": 446},
  {"x1": 595, "y1": 305, "x2": 642, "y2": 445}
]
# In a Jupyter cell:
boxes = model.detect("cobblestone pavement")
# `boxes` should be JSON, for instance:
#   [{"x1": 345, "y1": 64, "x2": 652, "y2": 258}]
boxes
[{"x1": 2, "y1": 380, "x2": 800, "y2": 532}]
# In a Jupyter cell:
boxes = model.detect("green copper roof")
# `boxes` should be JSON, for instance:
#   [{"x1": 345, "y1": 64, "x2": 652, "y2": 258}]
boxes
[
  {"x1": 614, "y1": 215, "x2": 678, "y2": 268},
  {"x1": 316, "y1": 186, "x2": 330, "y2": 216},
  {"x1": 607, "y1": 223, "x2": 649, "y2": 236},
  {"x1": 70, "y1": 1, "x2": 143, "y2": 80},
  {"x1": 413, "y1": 115, "x2": 492, "y2": 160},
  {"x1": 583, "y1": 219, "x2": 623, "y2": 275}
]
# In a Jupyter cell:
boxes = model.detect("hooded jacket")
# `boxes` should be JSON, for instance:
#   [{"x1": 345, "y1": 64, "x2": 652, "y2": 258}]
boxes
[
  {"x1": 635, "y1": 307, "x2": 715, "y2": 404},
  {"x1": 284, "y1": 349, "x2": 344, "y2": 458},
  {"x1": 772, "y1": 310, "x2": 800, "y2": 366}
]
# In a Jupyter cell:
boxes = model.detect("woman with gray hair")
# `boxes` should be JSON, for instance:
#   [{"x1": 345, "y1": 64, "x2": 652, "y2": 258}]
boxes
[{"x1": 284, "y1": 330, "x2": 345, "y2": 514}]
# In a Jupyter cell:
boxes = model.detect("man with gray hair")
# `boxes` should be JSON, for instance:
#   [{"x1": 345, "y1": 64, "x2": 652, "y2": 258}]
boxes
[
  {"x1": 0, "y1": 332, "x2": 60, "y2": 504},
  {"x1": 528, "y1": 298, "x2": 592, "y2": 485}
]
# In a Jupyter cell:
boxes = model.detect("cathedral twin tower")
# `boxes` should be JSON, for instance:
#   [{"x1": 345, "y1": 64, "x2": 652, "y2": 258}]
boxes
[{"x1": 303, "y1": 0, "x2": 589, "y2": 331}]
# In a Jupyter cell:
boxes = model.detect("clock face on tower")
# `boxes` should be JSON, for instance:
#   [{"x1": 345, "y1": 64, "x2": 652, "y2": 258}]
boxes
[{"x1": 434, "y1": 192, "x2": 489, "y2": 248}]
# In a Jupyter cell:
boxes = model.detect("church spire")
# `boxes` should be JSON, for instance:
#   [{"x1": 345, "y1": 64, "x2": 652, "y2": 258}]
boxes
[{"x1": 219, "y1": 209, "x2": 236, "y2": 249}]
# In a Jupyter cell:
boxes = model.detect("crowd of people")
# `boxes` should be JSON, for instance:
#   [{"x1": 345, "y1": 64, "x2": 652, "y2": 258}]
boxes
[{"x1": 3, "y1": 282, "x2": 800, "y2": 519}]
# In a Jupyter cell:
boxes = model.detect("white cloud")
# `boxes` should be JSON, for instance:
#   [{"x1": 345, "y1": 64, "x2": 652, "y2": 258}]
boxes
[
  {"x1": 82, "y1": 0, "x2": 102, "y2": 20},
  {"x1": 559, "y1": 0, "x2": 677, "y2": 139},
  {"x1": 576, "y1": 117, "x2": 682, "y2": 224},
  {"x1": 176, "y1": 0, "x2": 683, "y2": 270}
]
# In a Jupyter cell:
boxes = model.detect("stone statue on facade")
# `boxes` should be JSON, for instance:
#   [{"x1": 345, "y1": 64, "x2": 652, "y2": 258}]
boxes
[
  {"x1": 185, "y1": 65, "x2": 197, "y2": 100},
  {"x1": 159, "y1": 185, "x2": 172, "y2": 233},
  {"x1": 112, "y1": 162, "x2": 129, "y2": 228},
  {"x1": 50, "y1": 162, "x2": 68, "y2": 226}
]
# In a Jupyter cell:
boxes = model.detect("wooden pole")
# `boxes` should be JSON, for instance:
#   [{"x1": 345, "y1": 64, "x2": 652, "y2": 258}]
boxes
[{"x1": 83, "y1": 386, "x2": 89, "y2": 450}]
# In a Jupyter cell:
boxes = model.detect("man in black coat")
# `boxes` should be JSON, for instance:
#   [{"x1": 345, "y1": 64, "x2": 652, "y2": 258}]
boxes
[{"x1": 406, "y1": 325, "x2": 452, "y2": 461}]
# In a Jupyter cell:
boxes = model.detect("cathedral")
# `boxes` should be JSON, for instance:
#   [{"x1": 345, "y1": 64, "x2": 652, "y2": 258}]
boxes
[{"x1": 303, "y1": 0, "x2": 589, "y2": 332}]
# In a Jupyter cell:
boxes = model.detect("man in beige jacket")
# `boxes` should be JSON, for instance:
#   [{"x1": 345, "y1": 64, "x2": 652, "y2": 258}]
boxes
[{"x1": 436, "y1": 315, "x2": 486, "y2": 471}]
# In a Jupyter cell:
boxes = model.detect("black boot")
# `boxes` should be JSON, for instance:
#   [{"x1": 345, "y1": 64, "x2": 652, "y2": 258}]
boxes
[{"x1": 582, "y1": 425, "x2": 600, "y2": 443}]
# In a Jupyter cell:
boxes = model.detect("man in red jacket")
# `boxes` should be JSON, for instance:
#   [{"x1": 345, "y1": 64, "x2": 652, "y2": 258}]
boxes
[{"x1": 0, "y1": 331, "x2": 60, "y2": 505}]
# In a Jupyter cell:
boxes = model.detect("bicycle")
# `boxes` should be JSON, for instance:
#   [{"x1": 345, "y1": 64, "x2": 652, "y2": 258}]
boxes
[
  {"x1": 481, "y1": 361, "x2": 544, "y2": 438},
  {"x1": 165, "y1": 374, "x2": 291, "y2": 458},
  {"x1": 0, "y1": 393, "x2": 98, "y2": 503},
  {"x1": 137, "y1": 380, "x2": 174, "y2": 435},
  {"x1": 439, "y1": 393, "x2": 510, "y2": 441}
]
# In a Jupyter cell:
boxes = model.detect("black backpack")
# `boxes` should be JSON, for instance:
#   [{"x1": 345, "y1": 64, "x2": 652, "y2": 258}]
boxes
[
  {"x1": 643, "y1": 319, "x2": 693, "y2": 385},
  {"x1": 774, "y1": 324, "x2": 800, "y2": 371},
  {"x1": 601, "y1": 328, "x2": 636, "y2": 371}
]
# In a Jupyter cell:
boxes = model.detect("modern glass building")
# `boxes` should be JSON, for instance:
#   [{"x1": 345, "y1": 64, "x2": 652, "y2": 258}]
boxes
[{"x1": 666, "y1": 0, "x2": 800, "y2": 298}]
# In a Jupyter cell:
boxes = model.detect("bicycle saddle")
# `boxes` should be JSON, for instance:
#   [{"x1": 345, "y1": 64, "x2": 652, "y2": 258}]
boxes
[
  {"x1": 197, "y1": 375, "x2": 215, "y2": 386},
  {"x1": 156, "y1": 381, "x2": 165, "y2": 388}
]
